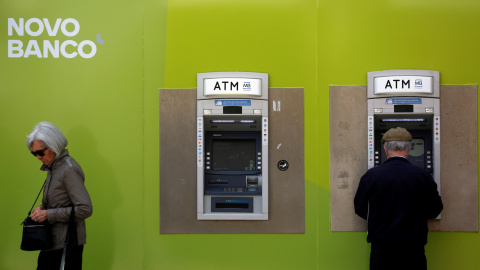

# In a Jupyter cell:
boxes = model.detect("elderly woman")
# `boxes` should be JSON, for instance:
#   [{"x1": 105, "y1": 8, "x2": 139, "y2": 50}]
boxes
[{"x1": 28, "y1": 122, "x2": 93, "y2": 270}]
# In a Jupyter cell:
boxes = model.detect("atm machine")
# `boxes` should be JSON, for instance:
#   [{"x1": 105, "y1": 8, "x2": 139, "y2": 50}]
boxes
[
  {"x1": 367, "y1": 70, "x2": 441, "y2": 191},
  {"x1": 197, "y1": 72, "x2": 269, "y2": 220}
]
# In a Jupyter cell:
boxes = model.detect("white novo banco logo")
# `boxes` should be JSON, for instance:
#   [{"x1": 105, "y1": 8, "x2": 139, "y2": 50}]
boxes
[{"x1": 8, "y1": 18, "x2": 99, "y2": 59}]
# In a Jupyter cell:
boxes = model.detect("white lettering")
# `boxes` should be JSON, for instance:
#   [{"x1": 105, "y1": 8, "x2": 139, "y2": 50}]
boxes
[
  {"x1": 61, "y1": 40, "x2": 78, "y2": 58},
  {"x1": 8, "y1": 40, "x2": 23, "y2": 57},
  {"x1": 43, "y1": 40, "x2": 59, "y2": 58},
  {"x1": 8, "y1": 18, "x2": 79, "y2": 37},
  {"x1": 43, "y1": 18, "x2": 62, "y2": 36},
  {"x1": 61, "y1": 18, "x2": 80, "y2": 37},
  {"x1": 8, "y1": 18, "x2": 23, "y2": 36},
  {"x1": 8, "y1": 40, "x2": 96, "y2": 58},
  {"x1": 25, "y1": 18, "x2": 44, "y2": 37},
  {"x1": 78, "y1": 40, "x2": 96, "y2": 58},
  {"x1": 7, "y1": 18, "x2": 98, "y2": 58},
  {"x1": 24, "y1": 40, "x2": 42, "y2": 58}
]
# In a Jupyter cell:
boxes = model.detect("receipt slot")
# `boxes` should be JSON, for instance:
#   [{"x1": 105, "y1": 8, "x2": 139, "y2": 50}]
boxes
[
  {"x1": 367, "y1": 70, "x2": 441, "y2": 191},
  {"x1": 197, "y1": 72, "x2": 269, "y2": 220}
]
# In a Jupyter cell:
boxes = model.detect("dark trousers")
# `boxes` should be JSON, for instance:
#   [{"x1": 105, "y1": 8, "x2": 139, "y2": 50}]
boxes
[
  {"x1": 37, "y1": 245, "x2": 84, "y2": 270},
  {"x1": 370, "y1": 247, "x2": 427, "y2": 270}
]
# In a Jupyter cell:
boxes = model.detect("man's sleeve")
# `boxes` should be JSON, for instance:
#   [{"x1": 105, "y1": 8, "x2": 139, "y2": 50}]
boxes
[
  {"x1": 425, "y1": 174, "x2": 443, "y2": 219},
  {"x1": 354, "y1": 175, "x2": 369, "y2": 220}
]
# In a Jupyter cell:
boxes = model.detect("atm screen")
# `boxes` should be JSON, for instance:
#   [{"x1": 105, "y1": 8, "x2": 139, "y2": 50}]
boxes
[
  {"x1": 212, "y1": 139, "x2": 256, "y2": 171},
  {"x1": 408, "y1": 138, "x2": 425, "y2": 169},
  {"x1": 373, "y1": 119, "x2": 434, "y2": 174},
  {"x1": 379, "y1": 137, "x2": 426, "y2": 169}
]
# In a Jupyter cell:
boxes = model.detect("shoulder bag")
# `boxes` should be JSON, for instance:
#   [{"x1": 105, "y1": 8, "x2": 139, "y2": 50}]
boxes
[{"x1": 20, "y1": 179, "x2": 52, "y2": 251}]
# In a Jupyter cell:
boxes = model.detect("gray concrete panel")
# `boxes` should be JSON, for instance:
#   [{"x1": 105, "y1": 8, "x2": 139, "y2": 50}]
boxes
[
  {"x1": 330, "y1": 85, "x2": 478, "y2": 232},
  {"x1": 160, "y1": 88, "x2": 305, "y2": 233}
]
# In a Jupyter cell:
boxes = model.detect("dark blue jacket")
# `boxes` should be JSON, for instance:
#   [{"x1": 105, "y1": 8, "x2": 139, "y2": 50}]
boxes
[{"x1": 354, "y1": 157, "x2": 443, "y2": 250}]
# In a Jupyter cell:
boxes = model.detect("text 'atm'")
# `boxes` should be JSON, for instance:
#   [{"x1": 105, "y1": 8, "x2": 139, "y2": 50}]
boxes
[
  {"x1": 367, "y1": 70, "x2": 441, "y2": 192},
  {"x1": 197, "y1": 72, "x2": 269, "y2": 220}
]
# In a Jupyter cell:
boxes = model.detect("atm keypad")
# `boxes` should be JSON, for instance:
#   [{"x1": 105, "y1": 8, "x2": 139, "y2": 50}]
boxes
[
  {"x1": 205, "y1": 152, "x2": 211, "y2": 170},
  {"x1": 257, "y1": 152, "x2": 262, "y2": 169},
  {"x1": 426, "y1": 151, "x2": 433, "y2": 173}
]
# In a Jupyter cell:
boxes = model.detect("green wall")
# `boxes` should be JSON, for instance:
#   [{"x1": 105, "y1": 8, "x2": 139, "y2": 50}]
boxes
[{"x1": 1, "y1": 0, "x2": 478, "y2": 269}]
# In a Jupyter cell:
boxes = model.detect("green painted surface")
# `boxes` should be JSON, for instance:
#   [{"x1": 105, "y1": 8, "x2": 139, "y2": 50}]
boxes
[{"x1": 1, "y1": 0, "x2": 479, "y2": 269}]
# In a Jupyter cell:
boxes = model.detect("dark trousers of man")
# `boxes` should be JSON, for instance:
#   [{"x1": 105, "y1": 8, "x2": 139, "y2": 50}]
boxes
[
  {"x1": 370, "y1": 247, "x2": 427, "y2": 270},
  {"x1": 37, "y1": 245, "x2": 84, "y2": 270}
]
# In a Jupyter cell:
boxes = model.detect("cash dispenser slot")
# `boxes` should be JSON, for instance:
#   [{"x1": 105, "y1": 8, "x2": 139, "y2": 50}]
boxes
[{"x1": 211, "y1": 197, "x2": 254, "y2": 213}]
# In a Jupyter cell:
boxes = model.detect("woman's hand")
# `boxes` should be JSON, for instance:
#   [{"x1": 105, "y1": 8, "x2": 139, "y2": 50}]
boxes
[{"x1": 31, "y1": 206, "x2": 48, "y2": 223}]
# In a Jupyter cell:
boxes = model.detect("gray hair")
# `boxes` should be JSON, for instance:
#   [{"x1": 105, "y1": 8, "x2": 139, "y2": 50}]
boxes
[
  {"x1": 26, "y1": 122, "x2": 68, "y2": 156},
  {"x1": 384, "y1": 141, "x2": 411, "y2": 156}
]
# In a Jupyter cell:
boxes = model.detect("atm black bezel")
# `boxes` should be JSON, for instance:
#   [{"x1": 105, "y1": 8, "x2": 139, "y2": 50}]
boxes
[{"x1": 204, "y1": 131, "x2": 262, "y2": 175}]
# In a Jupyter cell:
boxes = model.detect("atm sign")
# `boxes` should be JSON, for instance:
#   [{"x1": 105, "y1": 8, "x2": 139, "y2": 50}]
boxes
[
  {"x1": 204, "y1": 78, "x2": 262, "y2": 96},
  {"x1": 374, "y1": 76, "x2": 433, "y2": 95}
]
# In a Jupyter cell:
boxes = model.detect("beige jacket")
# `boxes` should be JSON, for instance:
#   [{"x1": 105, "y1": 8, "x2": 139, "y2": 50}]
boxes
[{"x1": 41, "y1": 149, "x2": 93, "y2": 251}]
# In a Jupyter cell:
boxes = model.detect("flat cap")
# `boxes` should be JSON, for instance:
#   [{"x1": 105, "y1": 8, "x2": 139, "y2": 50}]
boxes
[{"x1": 381, "y1": 127, "x2": 412, "y2": 144}]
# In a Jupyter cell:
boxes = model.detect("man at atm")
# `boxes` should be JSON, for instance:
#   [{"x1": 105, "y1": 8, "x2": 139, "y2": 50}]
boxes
[{"x1": 354, "y1": 127, "x2": 443, "y2": 270}]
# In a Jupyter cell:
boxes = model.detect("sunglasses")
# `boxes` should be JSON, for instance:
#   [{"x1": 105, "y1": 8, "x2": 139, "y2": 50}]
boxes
[{"x1": 31, "y1": 147, "x2": 48, "y2": 157}]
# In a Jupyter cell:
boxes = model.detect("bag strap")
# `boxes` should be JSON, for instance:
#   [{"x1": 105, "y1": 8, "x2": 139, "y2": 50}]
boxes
[
  {"x1": 27, "y1": 178, "x2": 47, "y2": 216},
  {"x1": 64, "y1": 206, "x2": 78, "y2": 247},
  {"x1": 21, "y1": 178, "x2": 47, "y2": 226}
]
